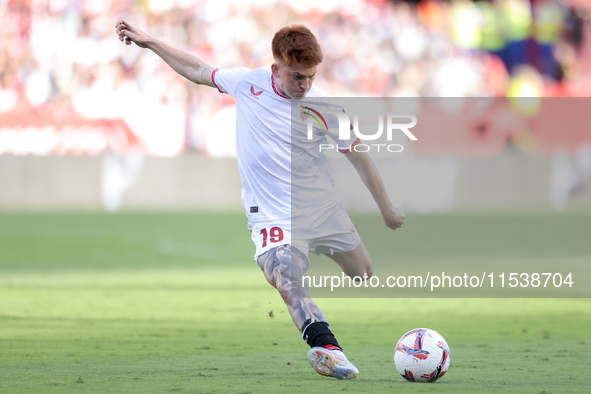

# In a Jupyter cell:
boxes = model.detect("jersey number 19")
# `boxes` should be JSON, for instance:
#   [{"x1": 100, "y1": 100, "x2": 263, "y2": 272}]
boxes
[{"x1": 260, "y1": 227, "x2": 284, "y2": 248}]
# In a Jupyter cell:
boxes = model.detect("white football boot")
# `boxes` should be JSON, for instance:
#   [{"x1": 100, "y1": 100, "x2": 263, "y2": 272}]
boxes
[{"x1": 307, "y1": 347, "x2": 359, "y2": 380}]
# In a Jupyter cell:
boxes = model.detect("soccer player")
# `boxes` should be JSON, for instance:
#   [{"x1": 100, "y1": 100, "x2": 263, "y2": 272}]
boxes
[{"x1": 115, "y1": 21, "x2": 405, "y2": 380}]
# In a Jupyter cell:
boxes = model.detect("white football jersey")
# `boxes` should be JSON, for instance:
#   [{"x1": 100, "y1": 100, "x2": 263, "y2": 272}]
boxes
[{"x1": 211, "y1": 67, "x2": 359, "y2": 229}]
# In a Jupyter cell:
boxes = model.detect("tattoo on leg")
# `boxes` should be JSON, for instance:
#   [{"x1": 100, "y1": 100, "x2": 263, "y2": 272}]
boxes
[{"x1": 257, "y1": 245, "x2": 326, "y2": 332}]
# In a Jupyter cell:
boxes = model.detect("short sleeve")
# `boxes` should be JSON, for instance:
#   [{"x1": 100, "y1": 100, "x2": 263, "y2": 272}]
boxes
[
  {"x1": 300, "y1": 92, "x2": 360, "y2": 154},
  {"x1": 211, "y1": 67, "x2": 251, "y2": 96},
  {"x1": 323, "y1": 110, "x2": 360, "y2": 154}
]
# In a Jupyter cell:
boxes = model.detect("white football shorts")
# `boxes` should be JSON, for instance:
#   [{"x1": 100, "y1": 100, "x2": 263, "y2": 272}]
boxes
[{"x1": 251, "y1": 205, "x2": 361, "y2": 261}]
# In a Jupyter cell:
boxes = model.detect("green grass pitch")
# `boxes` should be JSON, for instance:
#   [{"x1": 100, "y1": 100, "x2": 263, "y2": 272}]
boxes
[{"x1": 1, "y1": 211, "x2": 590, "y2": 393}]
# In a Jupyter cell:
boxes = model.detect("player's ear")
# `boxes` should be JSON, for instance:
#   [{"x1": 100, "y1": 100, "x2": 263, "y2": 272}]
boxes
[{"x1": 271, "y1": 63, "x2": 279, "y2": 78}]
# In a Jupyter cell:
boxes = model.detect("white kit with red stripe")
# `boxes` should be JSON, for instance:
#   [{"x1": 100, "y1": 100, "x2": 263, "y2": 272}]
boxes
[{"x1": 212, "y1": 67, "x2": 360, "y2": 259}]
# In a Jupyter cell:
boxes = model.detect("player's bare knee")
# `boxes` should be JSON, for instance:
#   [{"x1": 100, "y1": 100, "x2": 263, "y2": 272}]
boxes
[{"x1": 347, "y1": 266, "x2": 373, "y2": 281}]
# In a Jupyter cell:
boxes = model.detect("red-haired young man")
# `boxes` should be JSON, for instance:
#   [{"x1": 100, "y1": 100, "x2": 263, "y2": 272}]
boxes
[{"x1": 115, "y1": 21, "x2": 405, "y2": 380}]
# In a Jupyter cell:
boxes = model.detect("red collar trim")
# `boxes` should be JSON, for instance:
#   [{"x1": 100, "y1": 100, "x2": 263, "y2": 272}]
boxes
[{"x1": 271, "y1": 74, "x2": 290, "y2": 100}]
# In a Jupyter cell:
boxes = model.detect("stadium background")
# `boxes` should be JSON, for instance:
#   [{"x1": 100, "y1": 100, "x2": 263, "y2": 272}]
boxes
[{"x1": 1, "y1": 0, "x2": 590, "y2": 212}]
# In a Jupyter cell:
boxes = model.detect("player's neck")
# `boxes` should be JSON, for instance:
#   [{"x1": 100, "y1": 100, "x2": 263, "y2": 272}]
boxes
[
  {"x1": 276, "y1": 85, "x2": 290, "y2": 99},
  {"x1": 273, "y1": 77, "x2": 291, "y2": 99}
]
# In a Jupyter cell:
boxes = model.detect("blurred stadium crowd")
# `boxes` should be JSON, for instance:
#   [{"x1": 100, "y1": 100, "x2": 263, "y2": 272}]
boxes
[{"x1": 1, "y1": 0, "x2": 591, "y2": 156}]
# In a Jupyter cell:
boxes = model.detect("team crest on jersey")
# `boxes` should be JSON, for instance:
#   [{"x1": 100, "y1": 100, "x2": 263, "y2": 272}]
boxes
[
  {"x1": 299, "y1": 105, "x2": 328, "y2": 130},
  {"x1": 248, "y1": 85, "x2": 263, "y2": 100}
]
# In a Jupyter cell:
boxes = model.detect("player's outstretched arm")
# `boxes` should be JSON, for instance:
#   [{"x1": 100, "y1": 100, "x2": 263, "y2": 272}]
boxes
[
  {"x1": 115, "y1": 20, "x2": 215, "y2": 88},
  {"x1": 345, "y1": 150, "x2": 406, "y2": 230}
]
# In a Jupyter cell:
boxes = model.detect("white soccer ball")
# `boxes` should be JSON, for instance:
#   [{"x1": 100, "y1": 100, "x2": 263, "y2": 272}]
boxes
[{"x1": 393, "y1": 328, "x2": 450, "y2": 382}]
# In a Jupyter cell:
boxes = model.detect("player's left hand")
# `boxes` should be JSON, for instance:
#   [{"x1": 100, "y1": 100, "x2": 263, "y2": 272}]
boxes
[{"x1": 382, "y1": 207, "x2": 405, "y2": 230}]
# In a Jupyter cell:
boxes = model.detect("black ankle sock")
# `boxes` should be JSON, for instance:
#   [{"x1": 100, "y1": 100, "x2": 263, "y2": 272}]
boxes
[{"x1": 301, "y1": 320, "x2": 342, "y2": 350}]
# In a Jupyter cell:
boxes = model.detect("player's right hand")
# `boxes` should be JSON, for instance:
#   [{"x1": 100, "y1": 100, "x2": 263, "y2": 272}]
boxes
[{"x1": 115, "y1": 20, "x2": 150, "y2": 48}]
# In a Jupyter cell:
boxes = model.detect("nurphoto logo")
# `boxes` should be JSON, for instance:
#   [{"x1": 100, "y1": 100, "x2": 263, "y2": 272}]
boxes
[{"x1": 304, "y1": 109, "x2": 418, "y2": 153}]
